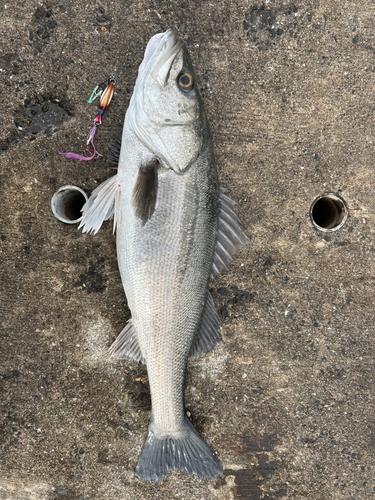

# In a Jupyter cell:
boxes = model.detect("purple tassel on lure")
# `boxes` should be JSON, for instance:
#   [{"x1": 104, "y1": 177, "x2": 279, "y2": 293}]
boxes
[{"x1": 59, "y1": 125, "x2": 101, "y2": 161}]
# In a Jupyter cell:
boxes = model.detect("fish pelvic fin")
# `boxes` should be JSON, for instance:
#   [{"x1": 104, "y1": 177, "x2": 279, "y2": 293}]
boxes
[
  {"x1": 79, "y1": 175, "x2": 120, "y2": 235},
  {"x1": 108, "y1": 319, "x2": 145, "y2": 363},
  {"x1": 136, "y1": 416, "x2": 223, "y2": 483},
  {"x1": 211, "y1": 187, "x2": 250, "y2": 279},
  {"x1": 189, "y1": 292, "x2": 221, "y2": 359}
]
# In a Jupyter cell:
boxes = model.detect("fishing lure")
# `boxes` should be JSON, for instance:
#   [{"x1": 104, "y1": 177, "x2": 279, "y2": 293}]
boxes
[{"x1": 59, "y1": 76, "x2": 117, "y2": 161}]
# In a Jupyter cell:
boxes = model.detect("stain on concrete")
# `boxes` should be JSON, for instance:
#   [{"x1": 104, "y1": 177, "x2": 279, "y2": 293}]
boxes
[
  {"x1": 77, "y1": 257, "x2": 107, "y2": 294},
  {"x1": 14, "y1": 93, "x2": 74, "y2": 140},
  {"x1": 213, "y1": 285, "x2": 256, "y2": 320},
  {"x1": 243, "y1": 4, "x2": 299, "y2": 51}
]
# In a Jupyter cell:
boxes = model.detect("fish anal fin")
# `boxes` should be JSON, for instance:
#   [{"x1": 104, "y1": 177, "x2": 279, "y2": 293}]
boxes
[
  {"x1": 132, "y1": 160, "x2": 158, "y2": 225},
  {"x1": 108, "y1": 319, "x2": 145, "y2": 363},
  {"x1": 189, "y1": 292, "x2": 221, "y2": 359},
  {"x1": 211, "y1": 187, "x2": 250, "y2": 279}
]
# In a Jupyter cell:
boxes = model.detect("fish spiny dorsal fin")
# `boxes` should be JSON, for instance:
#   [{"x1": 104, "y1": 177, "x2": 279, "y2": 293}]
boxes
[
  {"x1": 107, "y1": 137, "x2": 122, "y2": 167},
  {"x1": 132, "y1": 160, "x2": 159, "y2": 225}
]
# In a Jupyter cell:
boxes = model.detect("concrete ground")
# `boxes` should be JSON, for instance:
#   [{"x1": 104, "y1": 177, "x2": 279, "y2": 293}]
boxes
[{"x1": 1, "y1": 0, "x2": 375, "y2": 498}]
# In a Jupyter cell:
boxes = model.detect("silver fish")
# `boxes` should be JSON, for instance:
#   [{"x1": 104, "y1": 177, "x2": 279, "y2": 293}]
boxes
[{"x1": 79, "y1": 28, "x2": 249, "y2": 483}]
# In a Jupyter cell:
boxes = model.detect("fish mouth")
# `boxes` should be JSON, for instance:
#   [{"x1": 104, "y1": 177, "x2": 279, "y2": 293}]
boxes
[
  {"x1": 138, "y1": 28, "x2": 183, "y2": 86},
  {"x1": 141, "y1": 28, "x2": 178, "y2": 66}
]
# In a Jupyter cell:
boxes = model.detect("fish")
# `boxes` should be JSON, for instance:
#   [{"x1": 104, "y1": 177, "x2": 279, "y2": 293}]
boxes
[{"x1": 79, "y1": 27, "x2": 250, "y2": 483}]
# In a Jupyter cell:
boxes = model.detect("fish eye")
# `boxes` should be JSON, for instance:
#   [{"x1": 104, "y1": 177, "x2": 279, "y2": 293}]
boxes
[{"x1": 178, "y1": 72, "x2": 194, "y2": 92}]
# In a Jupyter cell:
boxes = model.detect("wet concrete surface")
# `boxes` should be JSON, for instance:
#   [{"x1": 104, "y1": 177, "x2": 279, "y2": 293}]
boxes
[{"x1": 1, "y1": 1, "x2": 375, "y2": 498}]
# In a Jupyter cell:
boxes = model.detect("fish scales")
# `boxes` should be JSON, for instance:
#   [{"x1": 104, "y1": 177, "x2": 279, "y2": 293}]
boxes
[{"x1": 80, "y1": 28, "x2": 249, "y2": 482}]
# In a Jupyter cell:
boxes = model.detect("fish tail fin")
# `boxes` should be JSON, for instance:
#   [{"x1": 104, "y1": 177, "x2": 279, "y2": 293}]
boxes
[{"x1": 135, "y1": 416, "x2": 223, "y2": 483}]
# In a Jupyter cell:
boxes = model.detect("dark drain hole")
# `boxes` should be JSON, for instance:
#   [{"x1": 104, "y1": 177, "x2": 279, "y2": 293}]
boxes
[
  {"x1": 64, "y1": 191, "x2": 86, "y2": 221},
  {"x1": 310, "y1": 194, "x2": 348, "y2": 231}
]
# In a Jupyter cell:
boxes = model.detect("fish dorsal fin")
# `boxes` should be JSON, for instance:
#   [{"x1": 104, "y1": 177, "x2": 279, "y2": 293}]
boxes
[
  {"x1": 132, "y1": 160, "x2": 159, "y2": 225},
  {"x1": 79, "y1": 175, "x2": 120, "y2": 235},
  {"x1": 107, "y1": 137, "x2": 122, "y2": 167},
  {"x1": 189, "y1": 292, "x2": 221, "y2": 359},
  {"x1": 108, "y1": 319, "x2": 145, "y2": 363},
  {"x1": 211, "y1": 188, "x2": 250, "y2": 279}
]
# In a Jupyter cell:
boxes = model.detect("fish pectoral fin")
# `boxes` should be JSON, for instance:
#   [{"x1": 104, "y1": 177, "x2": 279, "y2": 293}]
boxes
[
  {"x1": 211, "y1": 187, "x2": 251, "y2": 279},
  {"x1": 189, "y1": 292, "x2": 221, "y2": 359},
  {"x1": 132, "y1": 160, "x2": 158, "y2": 225},
  {"x1": 79, "y1": 175, "x2": 120, "y2": 235},
  {"x1": 108, "y1": 319, "x2": 145, "y2": 363}
]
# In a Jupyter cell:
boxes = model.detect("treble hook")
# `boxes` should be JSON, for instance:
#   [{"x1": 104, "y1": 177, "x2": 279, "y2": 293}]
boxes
[
  {"x1": 88, "y1": 75, "x2": 117, "y2": 105},
  {"x1": 87, "y1": 85, "x2": 103, "y2": 104}
]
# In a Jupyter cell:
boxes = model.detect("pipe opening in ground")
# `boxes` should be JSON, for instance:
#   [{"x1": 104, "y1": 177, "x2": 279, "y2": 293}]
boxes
[
  {"x1": 51, "y1": 186, "x2": 88, "y2": 224},
  {"x1": 310, "y1": 193, "x2": 348, "y2": 232}
]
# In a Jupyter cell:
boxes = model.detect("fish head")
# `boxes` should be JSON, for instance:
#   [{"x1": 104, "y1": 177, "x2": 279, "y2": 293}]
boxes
[{"x1": 128, "y1": 28, "x2": 206, "y2": 173}]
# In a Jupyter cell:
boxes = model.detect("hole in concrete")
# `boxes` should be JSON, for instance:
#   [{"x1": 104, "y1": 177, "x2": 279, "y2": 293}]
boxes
[
  {"x1": 63, "y1": 191, "x2": 86, "y2": 221},
  {"x1": 51, "y1": 186, "x2": 88, "y2": 224},
  {"x1": 310, "y1": 193, "x2": 348, "y2": 232}
]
